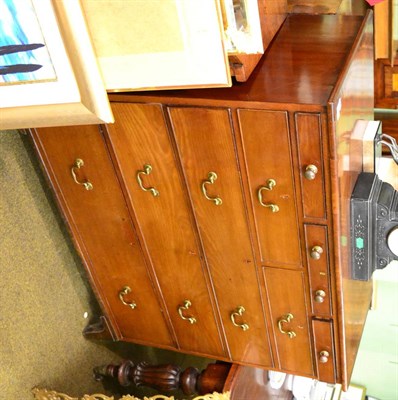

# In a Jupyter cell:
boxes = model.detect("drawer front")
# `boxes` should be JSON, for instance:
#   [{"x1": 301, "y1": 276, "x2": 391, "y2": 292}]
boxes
[
  {"x1": 312, "y1": 319, "x2": 336, "y2": 383},
  {"x1": 106, "y1": 103, "x2": 225, "y2": 357},
  {"x1": 305, "y1": 225, "x2": 332, "y2": 317},
  {"x1": 264, "y1": 268, "x2": 313, "y2": 376},
  {"x1": 238, "y1": 109, "x2": 301, "y2": 267},
  {"x1": 169, "y1": 106, "x2": 272, "y2": 366},
  {"x1": 32, "y1": 125, "x2": 173, "y2": 347},
  {"x1": 295, "y1": 113, "x2": 326, "y2": 220}
]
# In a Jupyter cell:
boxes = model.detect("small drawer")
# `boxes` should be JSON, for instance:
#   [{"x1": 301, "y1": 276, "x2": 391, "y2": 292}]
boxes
[
  {"x1": 312, "y1": 319, "x2": 336, "y2": 383},
  {"x1": 238, "y1": 109, "x2": 301, "y2": 268},
  {"x1": 295, "y1": 113, "x2": 326, "y2": 221},
  {"x1": 305, "y1": 224, "x2": 332, "y2": 317},
  {"x1": 264, "y1": 268, "x2": 313, "y2": 376}
]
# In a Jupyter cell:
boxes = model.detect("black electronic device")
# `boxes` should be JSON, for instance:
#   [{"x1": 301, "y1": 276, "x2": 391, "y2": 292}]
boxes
[{"x1": 350, "y1": 172, "x2": 398, "y2": 280}]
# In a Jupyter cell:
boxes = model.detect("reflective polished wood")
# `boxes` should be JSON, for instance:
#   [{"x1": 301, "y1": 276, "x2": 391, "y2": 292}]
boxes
[{"x1": 32, "y1": 13, "x2": 375, "y2": 391}]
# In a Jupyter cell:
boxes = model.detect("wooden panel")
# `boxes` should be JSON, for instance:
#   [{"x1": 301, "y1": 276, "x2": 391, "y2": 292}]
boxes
[
  {"x1": 374, "y1": 0, "x2": 397, "y2": 63},
  {"x1": 296, "y1": 113, "x2": 326, "y2": 221},
  {"x1": 169, "y1": 107, "x2": 272, "y2": 367},
  {"x1": 312, "y1": 320, "x2": 337, "y2": 383},
  {"x1": 228, "y1": 0, "x2": 288, "y2": 82},
  {"x1": 305, "y1": 225, "x2": 332, "y2": 317},
  {"x1": 32, "y1": 125, "x2": 173, "y2": 347},
  {"x1": 257, "y1": 0, "x2": 288, "y2": 50},
  {"x1": 237, "y1": 109, "x2": 301, "y2": 267},
  {"x1": 327, "y1": 11, "x2": 374, "y2": 389},
  {"x1": 106, "y1": 103, "x2": 225, "y2": 357},
  {"x1": 375, "y1": 58, "x2": 398, "y2": 109},
  {"x1": 264, "y1": 268, "x2": 313, "y2": 376}
]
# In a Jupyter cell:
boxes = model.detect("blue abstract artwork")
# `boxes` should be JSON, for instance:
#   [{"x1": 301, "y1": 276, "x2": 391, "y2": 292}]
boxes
[{"x1": 0, "y1": 0, "x2": 56, "y2": 84}]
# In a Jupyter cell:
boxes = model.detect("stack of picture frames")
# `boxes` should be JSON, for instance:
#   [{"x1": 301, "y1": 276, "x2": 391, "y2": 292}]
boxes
[{"x1": 1, "y1": 0, "x2": 279, "y2": 130}]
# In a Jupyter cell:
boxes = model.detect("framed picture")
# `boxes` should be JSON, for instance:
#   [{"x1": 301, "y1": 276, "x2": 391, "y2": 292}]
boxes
[
  {"x1": 0, "y1": 0, "x2": 113, "y2": 130},
  {"x1": 80, "y1": 0, "x2": 232, "y2": 91}
]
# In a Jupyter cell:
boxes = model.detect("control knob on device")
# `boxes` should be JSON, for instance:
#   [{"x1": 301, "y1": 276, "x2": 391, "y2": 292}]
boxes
[{"x1": 387, "y1": 227, "x2": 398, "y2": 257}]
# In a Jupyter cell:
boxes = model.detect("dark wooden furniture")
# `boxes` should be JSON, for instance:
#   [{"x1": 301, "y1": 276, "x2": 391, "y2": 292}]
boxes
[
  {"x1": 93, "y1": 361, "x2": 232, "y2": 396},
  {"x1": 375, "y1": 57, "x2": 398, "y2": 110},
  {"x1": 93, "y1": 360, "x2": 293, "y2": 399},
  {"x1": 373, "y1": 0, "x2": 398, "y2": 155},
  {"x1": 30, "y1": 13, "x2": 374, "y2": 391}
]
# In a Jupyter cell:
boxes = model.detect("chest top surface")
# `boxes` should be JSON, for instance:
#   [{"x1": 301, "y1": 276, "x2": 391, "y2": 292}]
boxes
[{"x1": 110, "y1": 14, "x2": 364, "y2": 107}]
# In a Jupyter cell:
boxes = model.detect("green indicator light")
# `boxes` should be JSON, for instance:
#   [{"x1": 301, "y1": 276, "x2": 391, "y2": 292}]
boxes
[{"x1": 356, "y1": 237, "x2": 364, "y2": 249}]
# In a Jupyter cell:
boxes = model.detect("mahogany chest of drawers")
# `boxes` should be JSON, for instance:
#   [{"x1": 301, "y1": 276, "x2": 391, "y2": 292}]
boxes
[{"x1": 30, "y1": 13, "x2": 375, "y2": 389}]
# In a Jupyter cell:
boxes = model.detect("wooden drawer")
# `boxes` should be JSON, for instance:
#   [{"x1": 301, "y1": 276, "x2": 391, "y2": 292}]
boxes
[
  {"x1": 106, "y1": 103, "x2": 225, "y2": 358},
  {"x1": 32, "y1": 125, "x2": 173, "y2": 347},
  {"x1": 237, "y1": 109, "x2": 301, "y2": 268},
  {"x1": 169, "y1": 106, "x2": 272, "y2": 366},
  {"x1": 305, "y1": 224, "x2": 332, "y2": 317},
  {"x1": 295, "y1": 113, "x2": 326, "y2": 221},
  {"x1": 312, "y1": 319, "x2": 337, "y2": 383},
  {"x1": 263, "y1": 267, "x2": 313, "y2": 376}
]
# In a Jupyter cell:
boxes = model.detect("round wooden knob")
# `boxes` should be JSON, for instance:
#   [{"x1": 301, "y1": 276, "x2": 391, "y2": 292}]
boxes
[
  {"x1": 314, "y1": 290, "x2": 326, "y2": 303},
  {"x1": 319, "y1": 350, "x2": 330, "y2": 363},
  {"x1": 310, "y1": 245, "x2": 324, "y2": 260},
  {"x1": 304, "y1": 164, "x2": 318, "y2": 180}
]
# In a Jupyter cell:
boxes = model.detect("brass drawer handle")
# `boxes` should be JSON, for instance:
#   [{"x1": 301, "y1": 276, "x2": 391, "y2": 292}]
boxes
[
  {"x1": 178, "y1": 300, "x2": 197, "y2": 324},
  {"x1": 314, "y1": 289, "x2": 326, "y2": 303},
  {"x1": 71, "y1": 158, "x2": 93, "y2": 190},
  {"x1": 136, "y1": 164, "x2": 159, "y2": 197},
  {"x1": 230, "y1": 306, "x2": 249, "y2": 331},
  {"x1": 277, "y1": 313, "x2": 296, "y2": 339},
  {"x1": 201, "y1": 172, "x2": 222, "y2": 205},
  {"x1": 304, "y1": 164, "x2": 318, "y2": 180},
  {"x1": 319, "y1": 350, "x2": 330, "y2": 363},
  {"x1": 257, "y1": 179, "x2": 279, "y2": 212},
  {"x1": 310, "y1": 245, "x2": 324, "y2": 260},
  {"x1": 118, "y1": 286, "x2": 137, "y2": 309}
]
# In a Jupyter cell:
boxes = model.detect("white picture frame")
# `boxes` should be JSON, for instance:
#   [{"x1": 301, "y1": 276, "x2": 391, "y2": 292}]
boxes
[
  {"x1": 0, "y1": 0, "x2": 113, "y2": 130},
  {"x1": 80, "y1": 0, "x2": 232, "y2": 91}
]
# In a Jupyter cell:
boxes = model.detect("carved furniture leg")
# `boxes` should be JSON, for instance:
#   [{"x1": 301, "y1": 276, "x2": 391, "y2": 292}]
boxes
[{"x1": 93, "y1": 360, "x2": 231, "y2": 396}]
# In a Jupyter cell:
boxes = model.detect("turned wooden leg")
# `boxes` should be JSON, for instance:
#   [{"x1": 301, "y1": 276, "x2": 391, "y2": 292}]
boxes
[
  {"x1": 196, "y1": 362, "x2": 231, "y2": 394},
  {"x1": 93, "y1": 360, "x2": 231, "y2": 396}
]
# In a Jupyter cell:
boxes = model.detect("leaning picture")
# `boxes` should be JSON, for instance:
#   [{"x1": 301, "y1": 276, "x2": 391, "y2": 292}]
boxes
[{"x1": 0, "y1": 0, "x2": 56, "y2": 84}]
